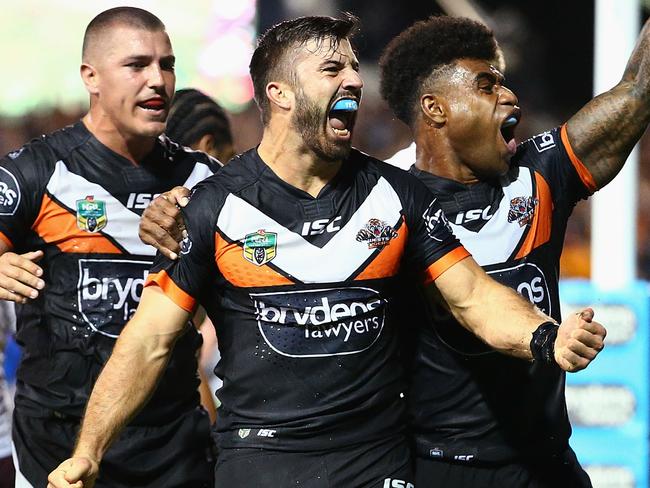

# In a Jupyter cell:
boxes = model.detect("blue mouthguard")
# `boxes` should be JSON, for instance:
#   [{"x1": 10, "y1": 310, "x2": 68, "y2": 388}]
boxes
[{"x1": 331, "y1": 99, "x2": 358, "y2": 111}]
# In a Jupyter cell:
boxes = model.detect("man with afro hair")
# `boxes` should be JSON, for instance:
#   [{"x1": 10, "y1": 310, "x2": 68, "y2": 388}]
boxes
[{"x1": 380, "y1": 14, "x2": 650, "y2": 487}]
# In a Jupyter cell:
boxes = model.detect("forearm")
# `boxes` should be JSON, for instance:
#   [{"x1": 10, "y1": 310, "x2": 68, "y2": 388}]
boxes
[
  {"x1": 73, "y1": 322, "x2": 176, "y2": 461},
  {"x1": 444, "y1": 274, "x2": 549, "y2": 360}
]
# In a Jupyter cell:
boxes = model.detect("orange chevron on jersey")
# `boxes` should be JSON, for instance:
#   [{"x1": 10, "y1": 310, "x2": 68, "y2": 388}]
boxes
[
  {"x1": 215, "y1": 232, "x2": 295, "y2": 287},
  {"x1": 354, "y1": 217, "x2": 409, "y2": 281},
  {"x1": 32, "y1": 194, "x2": 123, "y2": 254},
  {"x1": 514, "y1": 172, "x2": 553, "y2": 260}
]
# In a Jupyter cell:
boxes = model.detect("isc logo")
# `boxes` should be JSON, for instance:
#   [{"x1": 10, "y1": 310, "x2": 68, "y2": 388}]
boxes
[
  {"x1": 454, "y1": 206, "x2": 494, "y2": 225},
  {"x1": 301, "y1": 216, "x2": 342, "y2": 236},
  {"x1": 126, "y1": 192, "x2": 161, "y2": 210},
  {"x1": 383, "y1": 479, "x2": 414, "y2": 488},
  {"x1": 257, "y1": 429, "x2": 276, "y2": 438}
]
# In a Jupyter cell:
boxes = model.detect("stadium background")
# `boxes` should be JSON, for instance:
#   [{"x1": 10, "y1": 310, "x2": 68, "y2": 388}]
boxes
[{"x1": 1, "y1": 0, "x2": 650, "y2": 486}]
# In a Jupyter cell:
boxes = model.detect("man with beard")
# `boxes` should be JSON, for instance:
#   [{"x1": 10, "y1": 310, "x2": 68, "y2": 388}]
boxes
[
  {"x1": 48, "y1": 15, "x2": 605, "y2": 488},
  {"x1": 378, "y1": 15, "x2": 648, "y2": 487},
  {"x1": 0, "y1": 7, "x2": 217, "y2": 488}
]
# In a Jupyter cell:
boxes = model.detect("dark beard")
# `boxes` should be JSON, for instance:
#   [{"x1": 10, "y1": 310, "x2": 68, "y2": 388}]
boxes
[{"x1": 292, "y1": 93, "x2": 351, "y2": 163}]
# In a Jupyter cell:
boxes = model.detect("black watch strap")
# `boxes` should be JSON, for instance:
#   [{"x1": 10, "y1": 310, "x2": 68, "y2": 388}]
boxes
[{"x1": 530, "y1": 321, "x2": 559, "y2": 365}]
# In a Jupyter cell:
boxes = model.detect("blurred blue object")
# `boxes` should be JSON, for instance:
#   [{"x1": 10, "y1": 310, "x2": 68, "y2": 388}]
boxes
[{"x1": 3, "y1": 334, "x2": 20, "y2": 384}]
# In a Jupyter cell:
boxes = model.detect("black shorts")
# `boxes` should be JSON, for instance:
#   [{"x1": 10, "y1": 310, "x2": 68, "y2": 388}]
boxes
[
  {"x1": 415, "y1": 447, "x2": 591, "y2": 488},
  {"x1": 214, "y1": 434, "x2": 414, "y2": 488},
  {"x1": 12, "y1": 406, "x2": 214, "y2": 488}
]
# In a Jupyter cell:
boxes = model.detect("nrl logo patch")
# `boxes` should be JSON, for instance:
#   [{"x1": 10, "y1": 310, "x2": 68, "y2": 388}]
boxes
[
  {"x1": 356, "y1": 218, "x2": 398, "y2": 249},
  {"x1": 238, "y1": 428, "x2": 251, "y2": 439},
  {"x1": 76, "y1": 196, "x2": 107, "y2": 233},
  {"x1": 243, "y1": 230, "x2": 277, "y2": 266},
  {"x1": 507, "y1": 196, "x2": 538, "y2": 227}
]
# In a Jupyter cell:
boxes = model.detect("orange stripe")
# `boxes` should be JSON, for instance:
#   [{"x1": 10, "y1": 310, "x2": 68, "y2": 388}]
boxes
[
  {"x1": 355, "y1": 220, "x2": 408, "y2": 281},
  {"x1": 561, "y1": 124, "x2": 597, "y2": 193},
  {"x1": 31, "y1": 194, "x2": 122, "y2": 254},
  {"x1": 0, "y1": 231, "x2": 13, "y2": 250},
  {"x1": 145, "y1": 270, "x2": 196, "y2": 313},
  {"x1": 215, "y1": 233, "x2": 293, "y2": 287},
  {"x1": 514, "y1": 172, "x2": 553, "y2": 260},
  {"x1": 423, "y1": 246, "x2": 471, "y2": 285}
]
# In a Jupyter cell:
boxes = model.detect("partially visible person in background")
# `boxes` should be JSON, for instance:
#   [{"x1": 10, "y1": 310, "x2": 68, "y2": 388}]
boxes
[
  {"x1": 166, "y1": 88, "x2": 235, "y2": 163},
  {"x1": 0, "y1": 302, "x2": 15, "y2": 488},
  {"x1": 165, "y1": 87, "x2": 237, "y2": 423}
]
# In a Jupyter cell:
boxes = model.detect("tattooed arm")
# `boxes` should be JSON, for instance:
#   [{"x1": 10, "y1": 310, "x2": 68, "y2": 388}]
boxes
[{"x1": 566, "y1": 18, "x2": 650, "y2": 189}]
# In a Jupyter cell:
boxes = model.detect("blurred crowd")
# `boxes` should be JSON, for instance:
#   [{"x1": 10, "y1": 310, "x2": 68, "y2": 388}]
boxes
[{"x1": 0, "y1": 0, "x2": 649, "y2": 283}]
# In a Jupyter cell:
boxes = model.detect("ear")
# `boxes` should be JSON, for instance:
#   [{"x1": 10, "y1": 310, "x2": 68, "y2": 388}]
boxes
[
  {"x1": 421, "y1": 93, "x2": 447, "y2": 126},
  {"x1": 266, "y1": 81, "x2": 293, "y2": 111},
  {"x1": 195, "y1": 134, "x2": 215, "y2": 154},
  {"x1": 80, "y1": 63, "x2": 100, "y2": 95}
]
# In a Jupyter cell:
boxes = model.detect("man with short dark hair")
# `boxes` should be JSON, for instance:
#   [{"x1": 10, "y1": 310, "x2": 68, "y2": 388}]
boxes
[
  {"x1": 48, "y1": 14, "x2": 604, "y2": 488},
  {"x1": 379, "y1": 15, "x2": 649, "y2": 487},
  {"x1": 0, "y1": 7, "x2": 217, "y2": 487}
]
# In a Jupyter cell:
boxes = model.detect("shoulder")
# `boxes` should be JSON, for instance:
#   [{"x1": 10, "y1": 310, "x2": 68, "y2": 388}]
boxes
[
  {"x1": 208, "y1": 148, "x2": 266, "y2": 193},
  {"x1": 3, "y1": 123, "x2": 89, "y2": 170},
  {"x1": 512, "y1": 127, "x2": 563, "y2": 167}
]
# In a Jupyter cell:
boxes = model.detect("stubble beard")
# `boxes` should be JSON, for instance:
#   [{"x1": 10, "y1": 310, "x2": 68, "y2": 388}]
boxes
[{"x1": 292, "y1": 91, "x2": 351, "y2": 163}]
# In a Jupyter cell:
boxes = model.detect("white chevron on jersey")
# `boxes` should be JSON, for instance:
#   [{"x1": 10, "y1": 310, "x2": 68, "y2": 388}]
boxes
[
  {"x1": 46, "y1": 160, "x2": 213, "y2": 255},
  {"x1": 217, "y1": 177, "x2": 404, "y2": 283},
  {"x1": 449, "y1": 166, "x2": 533, "y2": 266},
  {"x1": 183, "y1": 161, "x2": 217, "y2": 188}
]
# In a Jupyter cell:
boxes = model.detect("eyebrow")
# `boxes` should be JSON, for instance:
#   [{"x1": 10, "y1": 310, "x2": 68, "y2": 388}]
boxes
[
  {"x1": 122, "y1": 54, "x2": 176, "y2": 64},
  {"x1": 475, "y1": 71, "x2": 504, "y2": 85},
  {"x1": 321, "y1": 57, "x2": 360, "y2": 71}
]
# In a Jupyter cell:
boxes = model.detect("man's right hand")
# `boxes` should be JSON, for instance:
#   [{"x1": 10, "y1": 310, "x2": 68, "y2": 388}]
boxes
[
  {"x1": 138, "y1": 186, "x2": 190, "y2": 260},
  {"x1": 0, "y1": 250, "x2": 45, "y2": 303},
  {"x1": 47, "y1": 457, "x2": 99, "y2": 488}
]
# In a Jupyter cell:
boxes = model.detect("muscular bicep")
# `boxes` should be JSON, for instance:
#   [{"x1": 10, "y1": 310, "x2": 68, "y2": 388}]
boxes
[
  {"x1": 430, "y1": 256, "x2": 486, "y2": 327},
  {"x1": 121, "y1": 285, "x2": 192, "y2": 351}
]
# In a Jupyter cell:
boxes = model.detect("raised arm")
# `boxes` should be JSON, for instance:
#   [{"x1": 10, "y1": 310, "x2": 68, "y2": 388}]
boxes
[
  {"x1": 432, "y1": 257, "x2": 606, "y2": 371},
  {"x1": 47, "y1": 286, "x2": 191, "y2": 488},
  {"x1": 566, "y1": 18, "x2": 650, "y2": 189}
]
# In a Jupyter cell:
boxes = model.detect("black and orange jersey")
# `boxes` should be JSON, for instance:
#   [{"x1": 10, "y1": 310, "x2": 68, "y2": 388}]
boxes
[
  {"x1": 0, "y1": 122, "x2": 219, "y2": 424},
  {"x1": 146, "y1": 147, "x2": 469, "y2": 450},
  {"x1": 406, "y1": 126, "x2": 595, "y2": 462}
]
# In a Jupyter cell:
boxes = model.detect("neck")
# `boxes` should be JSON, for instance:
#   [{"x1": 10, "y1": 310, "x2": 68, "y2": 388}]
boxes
[
  {"x1": 82, "y1": 113, "x2": 155, "y2": 165},
  {"x1": 413, "y1": 124, "x2": 480, "y2": 185},
  {"x1": 257, "y1": 122, "x2": 342, "y2": 198}
]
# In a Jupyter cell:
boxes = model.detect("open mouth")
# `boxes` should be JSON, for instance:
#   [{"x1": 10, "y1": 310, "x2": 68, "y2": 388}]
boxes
[
  {"x1": 500, "y1": 111, "x2": 520, "y2": 155},
  {"x1": 138, "y1": 98, "x2": 166, "y2": 112},
  {"x1": 328, "y1": 97, "x2": 359, "y2": 138}
]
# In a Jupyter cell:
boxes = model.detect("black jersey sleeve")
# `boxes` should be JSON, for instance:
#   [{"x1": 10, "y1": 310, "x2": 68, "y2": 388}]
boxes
[
  {"x1": 399, "y1": 173, "x2": 470, "y2": 284},
  {"x1": 0, "y1": 142, "x2": 53, "y2": 249},
  {"x1": 145, "y1": 179, "x2": 222, "y2": 312},
  {"x1": 516, "y1": 126, "x2": 596, "y2": 208}
]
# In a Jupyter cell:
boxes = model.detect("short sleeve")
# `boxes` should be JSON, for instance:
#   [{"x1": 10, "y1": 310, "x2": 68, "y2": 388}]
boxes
[
  {"x1": 145, "y1": 182, "x2": 221, "y2": 312},
  {"x1": 402, "y1": 176, "x2": 470, "y2": 284},
  {"x1": 0, "y1": 144, "x2": 50, "y2": 249}
]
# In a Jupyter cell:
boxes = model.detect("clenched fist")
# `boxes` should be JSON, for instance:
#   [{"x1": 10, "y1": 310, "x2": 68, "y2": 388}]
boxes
[{"x1": 555, "y1": 307, "x2": 606, "y2": 372}]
